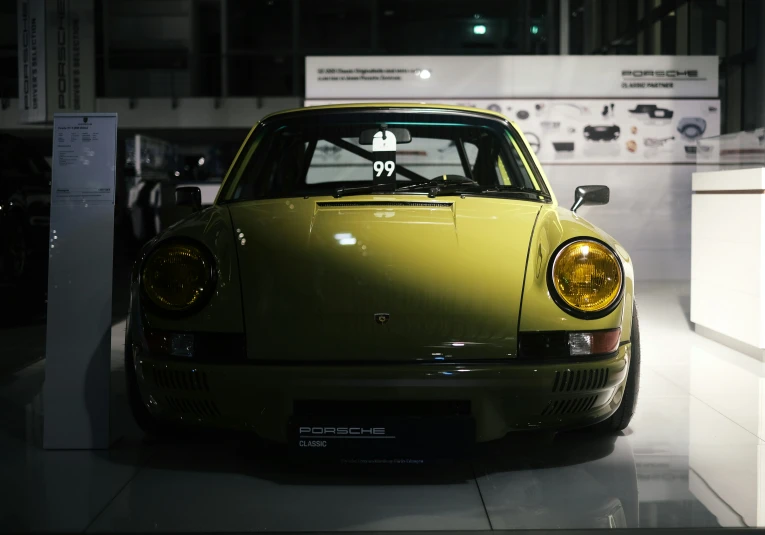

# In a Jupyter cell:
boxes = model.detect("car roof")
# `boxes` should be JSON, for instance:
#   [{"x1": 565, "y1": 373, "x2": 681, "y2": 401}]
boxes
[{"x1": 261, "y1": 102, "x2": 519, "y2": 128}]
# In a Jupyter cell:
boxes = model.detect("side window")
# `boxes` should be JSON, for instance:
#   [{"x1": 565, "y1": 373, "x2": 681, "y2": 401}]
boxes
[{"x1": 232, "y1": 133, "x2": 307, "y2": 199}]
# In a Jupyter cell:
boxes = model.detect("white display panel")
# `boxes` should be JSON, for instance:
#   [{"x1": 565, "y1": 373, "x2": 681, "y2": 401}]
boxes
[
  {"x1": 305, "y1": 56, "x2": 719, "y2": 99},
  {"x1": 305, "y1": 98, "x2": 720, "y2": 165},
  {"x1": 44, "y1": 112, "x2": 117, "y2": 449},
  {"x1": 690, "y1": 168, "x2": 765, "y2": 355}
]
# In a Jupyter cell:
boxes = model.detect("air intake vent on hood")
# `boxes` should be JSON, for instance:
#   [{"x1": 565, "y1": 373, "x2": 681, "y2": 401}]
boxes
[{"x1": 317, "y1": 201, "x2": 453, "y2": 208}]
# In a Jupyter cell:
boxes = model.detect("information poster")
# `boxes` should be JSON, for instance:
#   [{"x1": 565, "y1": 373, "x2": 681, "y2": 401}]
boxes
[
  {"x1": 52, "y1": 114, "x2": 117, "y2": 204},
  {"x1": 45, "y1": 112, "x2": 117, "y2": 450}
]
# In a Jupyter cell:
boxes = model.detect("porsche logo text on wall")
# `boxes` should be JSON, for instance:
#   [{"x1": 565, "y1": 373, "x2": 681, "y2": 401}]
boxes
[{"x1": 621, "y1": 69, "x2": 704, "y2": 90}]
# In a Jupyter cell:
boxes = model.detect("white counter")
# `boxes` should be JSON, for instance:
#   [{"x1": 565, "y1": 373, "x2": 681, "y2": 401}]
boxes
[{"x1": 691, "y1": 167, "x2": 765, "y2": 360}]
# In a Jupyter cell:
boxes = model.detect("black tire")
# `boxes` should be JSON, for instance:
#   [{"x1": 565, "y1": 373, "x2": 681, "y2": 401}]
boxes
[{"x1": 593, "y1": 303, "x2": 641, "y2": 432}]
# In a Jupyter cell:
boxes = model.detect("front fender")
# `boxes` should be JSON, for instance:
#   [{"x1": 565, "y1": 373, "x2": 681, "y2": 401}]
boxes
[{"x1": 519, "y1": 206, "x2": 635, "y2": 343}]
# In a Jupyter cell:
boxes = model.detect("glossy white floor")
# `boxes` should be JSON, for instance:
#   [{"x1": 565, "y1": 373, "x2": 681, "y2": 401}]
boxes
[{"x1": 1, "y1": 281, "x2": 763, "y2": 532}]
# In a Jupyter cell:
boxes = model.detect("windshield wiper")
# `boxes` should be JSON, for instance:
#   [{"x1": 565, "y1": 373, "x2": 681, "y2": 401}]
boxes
[
  {"x1": 478, "y1": 185, "x2": 552, "y2": 200},
  {"x1": 395, "y1": 176, "x2": 480, "y2": 197},
  {"x1": 334, "y1": 183, "x2": 396, "y2": 198},
  {"x1": 399, "y1": 180, "x2": 552, "y2": 200},
  {"x1": 334, "y1": 176, "x2": 478, "y2": 198},
  {"x1": 333, "y1": 180, "x2": 551, "y2": 201}
]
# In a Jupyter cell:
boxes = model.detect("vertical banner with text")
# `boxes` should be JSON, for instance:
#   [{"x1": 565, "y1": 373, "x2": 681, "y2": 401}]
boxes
[
  {"x1": 45, "y1": 0, "x2": 96, "y2": 117},
  {"x1": 17, "y1": 0, "x2": 47, "y2": 123}
]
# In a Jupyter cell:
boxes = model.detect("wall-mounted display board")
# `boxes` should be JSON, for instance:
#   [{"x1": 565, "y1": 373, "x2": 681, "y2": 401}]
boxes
[
  {"x1": 305, "y1": 56, "x2": 719, "y2": 100},
  {"x1": 305, "y1": 98, "x2": 720, "y2": 165}
]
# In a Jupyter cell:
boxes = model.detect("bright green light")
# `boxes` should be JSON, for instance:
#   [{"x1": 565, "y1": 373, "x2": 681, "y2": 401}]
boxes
[
  {"x1": 530, "y1": 25, "x2": 539, "y2": 35},
  {"x1": 473, "y1": 24, "x2": 487, "y2": 35}
]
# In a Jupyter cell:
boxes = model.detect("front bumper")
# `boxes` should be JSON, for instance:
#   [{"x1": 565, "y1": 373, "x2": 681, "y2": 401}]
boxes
[{"x1": 133, "y1": 345, "x2": 630, "y2": 443}]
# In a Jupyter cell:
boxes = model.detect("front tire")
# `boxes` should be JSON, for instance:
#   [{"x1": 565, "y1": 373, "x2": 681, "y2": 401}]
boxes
[{"x1": 594, "y1": 303, "x2": 641, "y2": 432}]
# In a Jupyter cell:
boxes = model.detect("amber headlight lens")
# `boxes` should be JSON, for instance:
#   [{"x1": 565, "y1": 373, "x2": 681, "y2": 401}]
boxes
[
  {"x1": 551, "y1": 240, "x2": 622, "y2": 314},
  {"x1": 142, "y1": 242, "x2": 214, "y2": 312}
]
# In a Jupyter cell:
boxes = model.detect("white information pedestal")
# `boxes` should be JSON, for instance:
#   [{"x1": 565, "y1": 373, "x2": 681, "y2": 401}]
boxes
[
  {"x1": 691, "y1": 167, "x2": 765, "y2": 361},
  {"x1": 43, "y1": 113, "x2": 118, "y2": 449}
]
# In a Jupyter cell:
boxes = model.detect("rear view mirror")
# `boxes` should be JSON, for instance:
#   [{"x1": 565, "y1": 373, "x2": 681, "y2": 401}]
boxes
[
  {"x1": 176, "y1": 186, "x2": 202, "y2": 212},
  {"x1": 359, "y1": 127, "x2": 412, "y2": 145},
  {"x1": 571, "y1": 185, "x2": 609, "y2": 213}
]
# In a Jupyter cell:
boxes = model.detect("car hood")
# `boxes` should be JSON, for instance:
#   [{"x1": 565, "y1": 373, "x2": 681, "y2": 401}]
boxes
[{"x1": 227, "y1": 196, "x2": 542, "y2": 362}]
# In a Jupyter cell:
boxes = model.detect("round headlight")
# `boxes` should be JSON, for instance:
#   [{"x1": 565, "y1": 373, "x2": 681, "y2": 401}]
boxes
[
  {"x1": 142, "y1": 241, "x2": 214, "y2": 312},
  {"x1": 550, "y1": 239, "x2": 623, "y2": 315}
]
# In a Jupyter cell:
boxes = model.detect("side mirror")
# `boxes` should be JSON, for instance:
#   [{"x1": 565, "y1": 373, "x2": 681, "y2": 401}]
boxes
[
  {"x1": 571, "y1": 185, "x2": 609, "y2": 213},
  {"x1": 176, "y1": 186, "x2": 202, "y2": 212}
]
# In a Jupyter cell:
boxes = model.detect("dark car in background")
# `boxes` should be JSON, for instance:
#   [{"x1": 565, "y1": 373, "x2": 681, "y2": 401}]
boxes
[{"x1": 0, "y1": 134, "x2": 50, "y2": 292}]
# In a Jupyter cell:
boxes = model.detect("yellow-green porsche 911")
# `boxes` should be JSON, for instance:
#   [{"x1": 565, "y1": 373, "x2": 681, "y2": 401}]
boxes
[{"x1": 125, "y1": 103, "x2": 638, "y2": 459}]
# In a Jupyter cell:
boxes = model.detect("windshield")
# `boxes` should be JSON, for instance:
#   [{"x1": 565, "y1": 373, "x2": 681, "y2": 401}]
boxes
[{"x1": 218, "y1": 110, "x2": 548, "y2": 202}]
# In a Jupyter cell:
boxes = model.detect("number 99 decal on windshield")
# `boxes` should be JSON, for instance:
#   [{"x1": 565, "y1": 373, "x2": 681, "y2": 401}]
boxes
[
  {"x1": 373, "y1": 160, "x2": 396, "y2": 177},
  {"x1": 372, "y1": 129, "x2": 397, "y2": 184}
]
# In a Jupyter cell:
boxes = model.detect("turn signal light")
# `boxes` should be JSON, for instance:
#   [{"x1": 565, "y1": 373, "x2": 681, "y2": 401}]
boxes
[
  {"x1": 519, "y1": 328, "x2": 621, "y2": 359},
  {"x1": 550, "y1": 239, "x2": 623, "y2": 316},
  {"x1": 142, "y1": 241, "x2": 215, "y2": 313},
  {"x1": 568, "y1": 328, "x2": 621, "y2": 356},
  {"x1": 144, "y1": 329, "x2": 246, "y2": 362}
]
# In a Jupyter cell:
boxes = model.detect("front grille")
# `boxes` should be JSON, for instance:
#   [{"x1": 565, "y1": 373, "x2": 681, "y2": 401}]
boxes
[
  {"x1": 552, "y1": 368, "x2": 609, "y2": 393},
  {"x1": 317, "y1": 201, "x2": 453, "y2": 208},
  {"x1": 164, "y1": 395, "x2": 221, "y2": 418},
  {"x1": 294, "y1": 399, "x2": 471, "y2": 418},
  {"x1": 151, "y1": 368, "x2": 209, "y2": 392},
  {"x1": 540, "y1": 395, "x2": 598, "y2": 416}
]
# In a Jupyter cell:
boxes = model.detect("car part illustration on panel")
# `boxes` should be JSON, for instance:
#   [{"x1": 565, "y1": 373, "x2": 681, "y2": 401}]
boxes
[
  {"x1": 487, "y1": 103, "x2": 501, "y2": 113},
  {"x1": 643, "y1": 137, "x2": 675, "y2": 159},
  {"x1": 677, "y1": 118, "x2": 707, "y2": 140},
  {"x1": 626, "y1": 140, "x2": 637, "y2": 153},
  {"x1": 644, "y1": 136, "x2": 674, "y2": 147},
  {"x1": 553, "y1": 142, "x2": 574, "y2": 152},
  {"x1": 601, "y1": 103, "x2": 615, "y2": 118},
  {"x1": 584, "y1": 125, "x2": 621, "y2": 142},
  {"x1": 540, "y1": 121, "x2": 561, "y2": 132},
  {"x1": 516, "y1": 110, "x2": 530, "y2": 120},
  {"x1": 628, "y1": 104, "x2": 673, "y2": 119},
  {"x1": 548, "y1": 103, "x2": 591, "y2": 119},
  {"x1": 525, "y1": 132, "x2": 541, "y2": 153}
]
